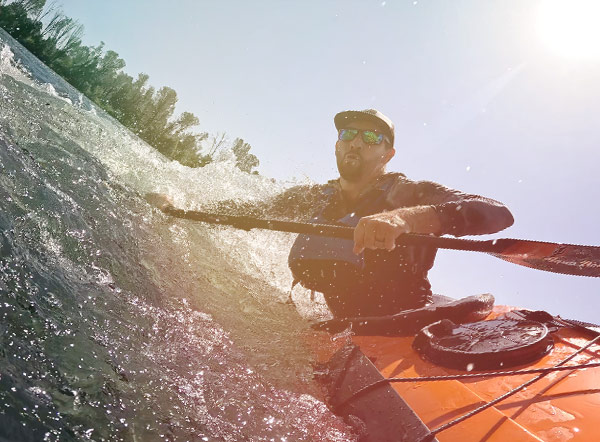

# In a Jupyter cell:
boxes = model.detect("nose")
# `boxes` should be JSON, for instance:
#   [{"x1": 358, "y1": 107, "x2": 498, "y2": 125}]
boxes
[{"x1": 349, "y1": 136, "x2": 364, "y2": 151}]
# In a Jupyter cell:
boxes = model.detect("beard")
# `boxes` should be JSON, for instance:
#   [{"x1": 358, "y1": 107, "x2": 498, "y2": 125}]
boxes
[{"x1": 336, "y1": 152, "x2": 364, "y2": 182}]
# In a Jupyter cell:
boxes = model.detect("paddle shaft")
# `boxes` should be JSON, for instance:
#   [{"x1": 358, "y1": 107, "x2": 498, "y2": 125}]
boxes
[
  {"x1": 165, "y1": 207, "x2": 540, "y2": 252},
  {"x1": 163, "y1": 206, "x2": 600, "y2": 277}
]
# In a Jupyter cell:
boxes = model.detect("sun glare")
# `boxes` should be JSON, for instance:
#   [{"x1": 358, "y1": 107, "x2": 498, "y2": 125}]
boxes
[{"x1": 537, "y1": 0, "x2": 600, "y2": 60}]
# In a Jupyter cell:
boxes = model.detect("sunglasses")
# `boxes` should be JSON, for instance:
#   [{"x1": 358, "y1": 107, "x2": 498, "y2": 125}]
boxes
[{"x1": 338, "y1": 128, "x2": 390, "y2": 145}]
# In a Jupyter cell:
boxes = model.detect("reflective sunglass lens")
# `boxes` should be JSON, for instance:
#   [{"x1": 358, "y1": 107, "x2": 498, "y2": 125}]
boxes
[
  {"x1": 362, "y1": 131, "x2": 383, "y2": 145},
  {"x1": 338, "y1": 129, "x2": 384, "y2": 144},
  {"x1": 339, "y1": 129, "x2": 358, "y2": 141}
]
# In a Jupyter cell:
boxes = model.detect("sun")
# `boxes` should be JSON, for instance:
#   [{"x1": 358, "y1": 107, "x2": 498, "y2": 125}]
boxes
[{"x1": 537, "y1": 0, "x2": 600, "y2": 60}]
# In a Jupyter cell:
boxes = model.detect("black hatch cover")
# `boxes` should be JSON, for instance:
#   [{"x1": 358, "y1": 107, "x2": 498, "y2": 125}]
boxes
[{"x1": 413, "y1": 319, "x2": 554, "y2": 371}]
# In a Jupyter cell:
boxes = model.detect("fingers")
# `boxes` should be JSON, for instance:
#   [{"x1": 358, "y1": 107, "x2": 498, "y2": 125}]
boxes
[
  {"x1": 353, "y1": 214, "x2": 410, "y2": 255},
  {"x1": 363, "y1": 219, "x2": 379, "y2": 251},
  {"x1": 354, "y1": 216, "x2": 389, "y2": 254},
  {"x1": 353, "y1": 220, "x2": 366, "y2": 254},
  {"x1": 384, "y1": 232, "x2": 396, "y2": 251}
]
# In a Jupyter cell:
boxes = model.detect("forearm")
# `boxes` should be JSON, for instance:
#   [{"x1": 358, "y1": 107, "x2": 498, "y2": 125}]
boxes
[
  {"x1": 392, "y1": 205, "x2": 442, "y2": 235},
  {"x1": 396, "y1": 180, "x2": 514, "y2": 237},
  {"x1": 434, "y1": 199, "x2": 514, "y2": 236},
  {"x1": 354, "y1": 177, "x2": 514, "y2": 253}
]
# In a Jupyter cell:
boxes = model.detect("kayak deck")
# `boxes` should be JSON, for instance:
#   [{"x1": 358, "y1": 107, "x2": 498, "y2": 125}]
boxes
[{"x1": 315, "y1": 306, "x2": 600, "y2": 442}]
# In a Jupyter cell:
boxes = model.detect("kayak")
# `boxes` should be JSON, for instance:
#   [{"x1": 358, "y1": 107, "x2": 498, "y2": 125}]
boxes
[{"x1": 312, "y1": 297, "x2": 600, "y2": 442}]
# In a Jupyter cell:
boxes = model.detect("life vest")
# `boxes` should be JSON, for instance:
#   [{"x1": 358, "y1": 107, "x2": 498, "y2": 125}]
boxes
[{"x1": 288, "y1": 174, "x2": 436, "y2": 317}]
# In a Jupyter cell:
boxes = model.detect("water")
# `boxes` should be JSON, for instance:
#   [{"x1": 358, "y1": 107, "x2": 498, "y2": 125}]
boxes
[{"x1": 0, "y1": 28, "x2": 354, "y2": 441}]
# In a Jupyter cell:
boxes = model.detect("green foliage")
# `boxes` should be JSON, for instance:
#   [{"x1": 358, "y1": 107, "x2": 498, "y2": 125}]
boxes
[
  {"x1": 0, "y1": 1, "x2": 260, "y2": 172},
  {"x1": 232, "y1": 138, "x2": 260, "y2": 174}
]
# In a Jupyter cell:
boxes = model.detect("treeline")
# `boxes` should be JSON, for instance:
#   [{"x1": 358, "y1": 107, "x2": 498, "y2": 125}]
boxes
[{"x1": 0, "y1": 0, "x2": 259, "y2": 172}]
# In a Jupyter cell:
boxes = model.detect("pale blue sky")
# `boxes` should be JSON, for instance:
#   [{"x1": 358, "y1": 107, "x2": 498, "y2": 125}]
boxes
[{"x1": 55, "y1": 0, "x2": 599, "y2": 320}]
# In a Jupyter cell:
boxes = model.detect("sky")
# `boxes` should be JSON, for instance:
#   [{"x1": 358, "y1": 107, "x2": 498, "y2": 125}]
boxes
[{"x1": 54, "y1": 0, "x2": 599, "y2": 321}]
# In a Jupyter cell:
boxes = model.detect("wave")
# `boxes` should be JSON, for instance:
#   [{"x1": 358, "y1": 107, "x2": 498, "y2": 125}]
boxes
[{"x1": 0, "y1": 28, "x2": 353, "y2": 441}]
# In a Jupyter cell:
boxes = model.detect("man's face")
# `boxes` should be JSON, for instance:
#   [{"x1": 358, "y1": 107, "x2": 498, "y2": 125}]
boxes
[{"x1": 335, "y1": 120, "x2": 394, "y2": 182}]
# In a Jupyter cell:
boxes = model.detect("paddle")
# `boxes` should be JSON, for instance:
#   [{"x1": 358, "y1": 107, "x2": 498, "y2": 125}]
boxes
[{"x1": 161, "y1": 206, "x2": 600, "y2": 278}]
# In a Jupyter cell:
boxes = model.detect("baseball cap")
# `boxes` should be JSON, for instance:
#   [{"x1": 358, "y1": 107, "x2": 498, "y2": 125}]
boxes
[{"x1": 334, "y1": 109, "x2": 395, "y2": 146}]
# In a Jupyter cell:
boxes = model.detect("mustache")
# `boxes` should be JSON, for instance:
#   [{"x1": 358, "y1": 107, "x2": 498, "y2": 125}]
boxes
[{"x1": 344, "y1": 152, "x2": 361, "y2": 160}]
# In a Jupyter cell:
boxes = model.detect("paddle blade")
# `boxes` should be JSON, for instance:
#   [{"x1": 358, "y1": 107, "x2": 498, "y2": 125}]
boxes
[{"x1": 490, "y1": 239, "x2": 600, "y2": 277}]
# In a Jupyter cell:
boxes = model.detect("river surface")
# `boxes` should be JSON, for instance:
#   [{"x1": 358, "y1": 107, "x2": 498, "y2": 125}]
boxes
[{"x1": 0, "y1": 28, "x2": 354, "y2": 442}]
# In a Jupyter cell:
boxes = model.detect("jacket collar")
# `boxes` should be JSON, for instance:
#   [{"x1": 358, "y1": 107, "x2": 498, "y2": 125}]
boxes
[
  {"x1": 327, "y1": 172, "x2": 399, "y2": 201},
  {"x1": 323, "y1": 173, "x2": 401, "y2": 219}
]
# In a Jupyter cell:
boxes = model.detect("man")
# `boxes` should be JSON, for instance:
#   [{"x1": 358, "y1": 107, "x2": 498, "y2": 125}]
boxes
[
  {"x1": 287, "y1": 109, "x2": 513, "y2": 319},
  {"x1": 148, "y1": 108, "x2": 513, "y2": 321}
]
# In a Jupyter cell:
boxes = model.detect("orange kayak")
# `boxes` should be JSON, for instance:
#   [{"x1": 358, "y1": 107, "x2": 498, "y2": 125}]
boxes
[{"x1": 313, "y1": 300, "x2": 600, "y2": 442}]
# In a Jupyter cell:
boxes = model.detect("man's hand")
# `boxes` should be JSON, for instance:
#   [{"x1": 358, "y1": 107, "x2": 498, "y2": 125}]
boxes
[
  {"x1": 352, "y1": 206, "x2": 442, "y2": 254},
  {"x1": 145, "y1": 192, "x2": 174, "y2": 212},
  {"x1": 353, "y1": 210, "x2": 412, "y2": 254}
]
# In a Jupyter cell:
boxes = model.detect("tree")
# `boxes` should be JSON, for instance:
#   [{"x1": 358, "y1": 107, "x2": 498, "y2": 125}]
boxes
[
  {"x1": 41, "y1": 10, "x2": 82, "y2": 51},
  {"x1": 0, "y1": 2, "x2": 261, "y2": 172},
  {"x1": 11, "y1": 0, "x2": 46, "y2": 17},
  {"x1": 232, "y1": 138, "x2": 260, "y2": 174}
]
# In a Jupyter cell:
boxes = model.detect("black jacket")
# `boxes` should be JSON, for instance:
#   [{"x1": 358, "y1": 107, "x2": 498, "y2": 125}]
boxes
[{"x1": 288, "y1": 173, "x2": 514, "y2": 318}]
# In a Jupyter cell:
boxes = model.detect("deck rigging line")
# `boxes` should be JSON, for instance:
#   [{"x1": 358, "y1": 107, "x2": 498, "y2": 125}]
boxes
[{"x1": 417, "y1": 333, "x2": 600, "y2": 442}]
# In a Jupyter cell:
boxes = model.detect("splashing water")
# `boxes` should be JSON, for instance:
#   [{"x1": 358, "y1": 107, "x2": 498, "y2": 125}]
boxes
[{"x1": 0, "y1": 28, "x2": 354, "y2": 441}]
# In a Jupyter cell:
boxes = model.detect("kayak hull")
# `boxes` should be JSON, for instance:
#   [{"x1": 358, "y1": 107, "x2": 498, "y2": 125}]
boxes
[{"x1": 316, "y1": 344, "x2": 435, "y2": 442}]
